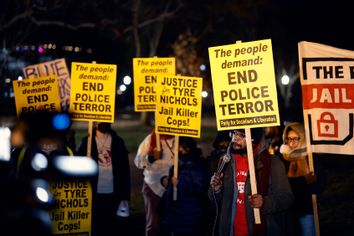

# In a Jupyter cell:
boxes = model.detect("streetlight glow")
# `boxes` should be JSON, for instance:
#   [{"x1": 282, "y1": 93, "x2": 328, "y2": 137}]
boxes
[
  {"x1": 281, "y1": 74, "x2": 290, "y2": 85},
  {"x1": 123, "y1": 75, "x2": 132, "y2": 85}
]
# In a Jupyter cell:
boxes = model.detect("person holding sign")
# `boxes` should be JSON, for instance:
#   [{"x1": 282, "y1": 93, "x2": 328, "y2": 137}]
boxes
[
  {"x1": 76, "y1": 122, "x2": 131, "y2": 236},
  {"x1": 209, "y1": 129, "x2": 293, "y2": 236},
  {"x1": 162, "y1": 137, "x2": 209, "y2": 236},
  {"x1": 134, "y1": 130, "x2": 175, "y2": 236},
  {"x1": 279, "y1": 122, "x2": 325, "y2": 236}
]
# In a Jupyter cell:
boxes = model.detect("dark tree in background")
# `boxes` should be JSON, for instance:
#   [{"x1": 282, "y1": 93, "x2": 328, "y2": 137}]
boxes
[{"x1": 1, "y1": 0, "x2": 353, "y2": 122}]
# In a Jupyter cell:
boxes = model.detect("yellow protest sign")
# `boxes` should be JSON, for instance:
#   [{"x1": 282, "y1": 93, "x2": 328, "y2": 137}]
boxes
[
  {"x1": 155, "y1": 75, "x2": 202, "y2": 138},
  {"x1": 12, "y1": 76, "x2": 61, "y2": 116},
  {"x1": 133, "y1": 57, "x2": 176, "y2": 112},
  {"x1": 22, "y1": 58, "x2": 70, "y2": 111},
  {"x1": 50, "y1": 180, "x2": 92, "y2": 235},
  {"x1": 208, "y1": 39, "x2": 280, "y2": 130},
  {"x1": 70, "y1": 62, "x2": 117, "y2": 122}
]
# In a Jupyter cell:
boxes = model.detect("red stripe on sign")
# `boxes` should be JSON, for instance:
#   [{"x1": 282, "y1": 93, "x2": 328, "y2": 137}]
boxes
[{"x1": 302, "y1": 84, "x2": 354, "y2": 109}]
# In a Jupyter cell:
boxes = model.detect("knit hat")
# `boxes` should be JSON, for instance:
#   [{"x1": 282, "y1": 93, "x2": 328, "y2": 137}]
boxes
[{"x1": 212, "y1": 131, "x2": 232, "y2": 149}]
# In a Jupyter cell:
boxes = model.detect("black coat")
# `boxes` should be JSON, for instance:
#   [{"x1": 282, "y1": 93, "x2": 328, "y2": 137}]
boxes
[{"x1": 76, "y1": 130, "x2": 131, "y2": 201}]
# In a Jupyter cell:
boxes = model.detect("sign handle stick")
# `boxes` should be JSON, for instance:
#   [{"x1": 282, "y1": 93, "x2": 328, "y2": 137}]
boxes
[
  {"x1": 173, "y1": 135, "x2": 179, "y2": 201},
  {"x1": 86, "y1": 61, "x2": 97, "y2": 158},
  {"x1": 235, "y1": 41, "x2": 261, "y2": 224},
  {"x1": 156, "y1": 133, "x2": 161, "y2": 151},
  {"x1": 245, "y1": 128, "x2": 261, "y2": 224},
  {"x1": 304, "y1": 114, "x2": 320, "y2": 236},
  {"x1": 87, "y1": 121, "x2": 93, "y2": 158}
]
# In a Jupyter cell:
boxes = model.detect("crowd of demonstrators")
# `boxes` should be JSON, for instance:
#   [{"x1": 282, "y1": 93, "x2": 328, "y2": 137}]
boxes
[
  {"x1": 209, "y1": 128, "x2": 294, "y2": 236},
  {"x1": 3, "y1": 109, "x2": 330, "y2": 236},
  {"x1": 76, "y1": 122, "x2": 131, "y2": 236},
  {"x1": 280, "y1": 122, "x2": 326, "y2": 236},
  {"x1": 134, "y1": 130, "x2": 175, "y2": 236},
  {"x1": 161, "y1": 137, "x2": 209, "y2": 236}
]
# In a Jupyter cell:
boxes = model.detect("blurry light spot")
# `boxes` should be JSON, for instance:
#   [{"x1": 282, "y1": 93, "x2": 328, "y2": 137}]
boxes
[
  {"x1": 38, "y1": 46, "x2": 44, "y2": 54},
  {"x1": 202, "y1": 91, "x2": 208, "y2": 98},
  {"x1": 31, "y1": 153, "x2": 48, "y2": 172},
  {"x1": 5, "y1": 78, "x2": 11, "y2": 83},
  {"x1": 0, "y1": 127, "x2": 11, "y2": 161},
  {"x1": 53, "y1": 156, "x2": 98, "y2": 177},
  {"x1": 18, "y1": 76, "x2": 23, "y2": 80},
  {"x1": 281, "y1": 74, "x2": 290, "y2": 85},
  {"x1": 36, "y1": 187, "x2": 49, "y2": 203},
  {"x1": 119, "y1": 84, "x2": 127, "y2": 92},
  {"x1": 74, "y1": 47, "x2": 80, "y2": 52},
  {"x1": 52, "y1": 113, "x2": 71, "y2": 130},
  {"x1": 86, "y1": 48, "x2": 93, "y2": 54},
  {"x1": 123, "y1": 75, "x2": 132, "y2": 85},
  {"x1": 200, "y1": 64, "x2": 206, "y2": 71},
  {"x1": 117, "y1": 89, "x2": 123, "y2": 95}
]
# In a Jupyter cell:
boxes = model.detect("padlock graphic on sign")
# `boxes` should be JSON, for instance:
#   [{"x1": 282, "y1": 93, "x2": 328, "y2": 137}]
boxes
[{"x1": 317, "y1": 112, "x2": 338, "y2": 137}]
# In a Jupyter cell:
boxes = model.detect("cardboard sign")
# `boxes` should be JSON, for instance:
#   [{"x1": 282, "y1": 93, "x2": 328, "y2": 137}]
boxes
[
  {"x1": 155, "y1": 75, "x2": 202, "y2": 138},
  {"x1": 133, "y1": 57, "x2": 176, "y2": 112},
  {"x1": 12, "y1": 76, "x2": 61, "y2": 115},
  {"x1": 70, "y1": 62, "x2": 117, "y2": 122},
  {"x1": 22, "y1": 58, "x2": 70, "y2": 111},
  {"x1": 50, "y1": 180, "x2": 92, "y2": 235},
  {"x1": 299, "y1": 41, "x2": 354, "y2": 155},
  {"x1": 208, "y1": 39, "x2": 280, "y2": 130}
]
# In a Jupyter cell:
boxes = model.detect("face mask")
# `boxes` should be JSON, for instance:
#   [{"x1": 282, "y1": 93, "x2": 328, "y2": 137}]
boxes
[{"x1": 97, "y1": 123, "x2": 110, "y2": 133}]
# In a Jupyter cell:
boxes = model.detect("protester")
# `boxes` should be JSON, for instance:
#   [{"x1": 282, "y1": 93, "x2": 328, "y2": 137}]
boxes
[
  {"x1": 279, "y1": 122, "x2": 325, "y2": 236},
  {"x1": 162, "y1": 137, "x2": 209, "y2": 236},
  {"x1": 76, "y1": 122, "x2": 131, "y2": 236},
  {"x1": 206, "y1": 131, "x2": 232, "y2": 178},
  {"x1": 263, "y1": 126, "x2": 282, "y2": 157},
  {"x1": 11, "y1": 110, "x2": 74, "y2": 180},
  {"x1": 134, "y1": 130, "x2": 175, "y2": 236},
  {"x1": 209, "y1": 128, "x2": 293, "y2": 236}
]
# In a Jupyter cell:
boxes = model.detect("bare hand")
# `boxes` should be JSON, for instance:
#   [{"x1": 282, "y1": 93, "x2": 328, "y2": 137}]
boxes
[
  {"x1": 210, "y1": 172, "x2": 223, "y2": 192},
  {"x1": 153, "y1": 149, "x2": 162, "y2": 160},
  {"x1": 161, "y1": 176, "x2": 168, "y2": 188},
  {"x1": 248, "y1": 194, "x2": 263, "y2": 208},
  {"x1": 304, "y1": 172, "x2": 317, "y2": 184},
  {"x1": 172, "y1": 176, "x2": 179, "y2": 187}
]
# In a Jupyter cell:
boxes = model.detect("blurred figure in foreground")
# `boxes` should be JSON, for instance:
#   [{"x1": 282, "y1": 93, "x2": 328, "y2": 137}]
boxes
[
  {"x1": 76, "y1": 122, "x2": 130, "y2": 236},
  {"x1": 3, "y1": 110, "x2": 75, "y2": 236}
]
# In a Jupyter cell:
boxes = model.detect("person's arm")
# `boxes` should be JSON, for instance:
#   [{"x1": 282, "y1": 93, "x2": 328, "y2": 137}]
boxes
[
  {"x1": 134, "y1": 134, "x2": 152, "y2": 169},
  {"x1": 261, "y1": 157, "x2": 294, "y2": 214}
]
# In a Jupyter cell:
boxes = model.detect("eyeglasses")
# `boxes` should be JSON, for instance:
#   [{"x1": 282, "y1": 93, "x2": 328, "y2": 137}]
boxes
[
  {"x1": 230, "y1": 131, "x2": 246, "y2": 139},
  {"x1": 285, "y1": 137, "x2": 300, "y2": 143}
]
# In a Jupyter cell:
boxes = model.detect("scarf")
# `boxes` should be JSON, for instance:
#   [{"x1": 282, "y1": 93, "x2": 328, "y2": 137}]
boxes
[{"x1": 280, "y1": 144, "x2": 309, "y2": 177}]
